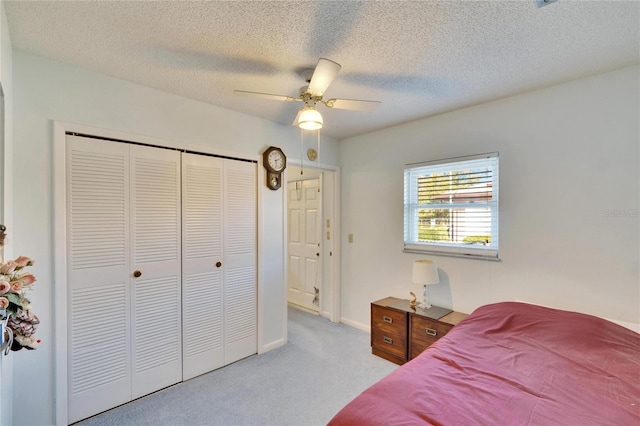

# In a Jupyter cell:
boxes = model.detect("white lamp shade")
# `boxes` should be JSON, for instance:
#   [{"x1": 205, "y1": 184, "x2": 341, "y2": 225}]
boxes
[
  {"x1": 298, "y1": 106, "x2": 323, "y2": 130},
  {"x1": 412, "y1": 260, "x2": 439, "y2": 286}
]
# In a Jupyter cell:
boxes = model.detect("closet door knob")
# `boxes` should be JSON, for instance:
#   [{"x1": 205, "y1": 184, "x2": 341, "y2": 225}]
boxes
[
  {"x1": 133, "y1": 270, "x2": 142, "y2": 278},
  {"x1": 216, "y1": 262, "x2": 222, "y2": 268}
]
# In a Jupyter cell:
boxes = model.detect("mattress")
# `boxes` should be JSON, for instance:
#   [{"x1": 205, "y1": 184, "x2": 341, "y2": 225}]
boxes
[{"x1": 328, "y1": 302, "x2": 640, "y2": 425}]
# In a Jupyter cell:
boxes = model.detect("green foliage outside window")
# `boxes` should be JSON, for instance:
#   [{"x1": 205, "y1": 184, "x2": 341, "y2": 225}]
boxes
[
  {"x1": 418, "y1": 225, "x2": 449, "y2": 241},
  {"x1": 463, "y1": 235, "x2": 491, "y2": 244},
  {"x1": 417, "y1": 171, "x2": 479, "y2": 242}
]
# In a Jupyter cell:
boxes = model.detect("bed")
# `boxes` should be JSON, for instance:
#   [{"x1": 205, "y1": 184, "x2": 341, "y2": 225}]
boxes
[{"x1": 328, "y1": 302, "x2": 640, "y2": 425}]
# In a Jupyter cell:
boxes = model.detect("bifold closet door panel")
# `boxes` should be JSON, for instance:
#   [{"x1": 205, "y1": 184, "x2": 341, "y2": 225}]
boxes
[
  {"x1": 181, "y1": 153, "x2": 225, "y2": 380},
  {"x1": 66, "y1": 136, "x2": 132, "y2": 424},
  {"x1": 223, "y1": 159, "x2": 257, "y2": 364},
  {"x1": 67, "y1": 137, "x2": 183, "y2": 422},
  {"x1": 130, "y1": 145, "x2": 182, "y2": 398}
]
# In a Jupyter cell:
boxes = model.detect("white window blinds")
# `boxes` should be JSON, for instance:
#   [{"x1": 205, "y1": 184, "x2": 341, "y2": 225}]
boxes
[{"x1": 404, "y1": 152, "x2": 499, "y2": 259}]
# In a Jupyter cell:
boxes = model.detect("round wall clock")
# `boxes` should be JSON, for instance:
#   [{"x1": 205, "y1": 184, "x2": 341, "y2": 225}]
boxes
[
  {"x1": 263, "y1": 146, "x2": 286, "y2": 190},
  {"x1": 263, "y1": 146, "x2": 286, "y2": 173},
  {"x1": 307, "y1": 148, "x2": 318, "y2": 161}
]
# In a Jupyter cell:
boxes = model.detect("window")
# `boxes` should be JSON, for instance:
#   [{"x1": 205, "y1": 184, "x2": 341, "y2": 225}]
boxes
[{"x1": 404, "y1": 152, "x2": 499, "y2": 259}]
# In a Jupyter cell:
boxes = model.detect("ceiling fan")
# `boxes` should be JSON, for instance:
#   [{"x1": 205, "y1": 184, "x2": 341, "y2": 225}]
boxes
[{"x1": 234, "y1": 58, "x2": 381, "y2": 130}]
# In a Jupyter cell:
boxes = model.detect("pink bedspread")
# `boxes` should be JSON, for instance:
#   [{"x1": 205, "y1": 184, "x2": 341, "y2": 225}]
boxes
[{"x1": 329, "y1": 302, "x2": 640, "y2": 425}]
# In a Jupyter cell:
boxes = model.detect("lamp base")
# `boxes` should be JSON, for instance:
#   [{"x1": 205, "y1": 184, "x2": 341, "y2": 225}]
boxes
[{"x1": 420, "y1": 285, "x2": 432, "y2": 310}]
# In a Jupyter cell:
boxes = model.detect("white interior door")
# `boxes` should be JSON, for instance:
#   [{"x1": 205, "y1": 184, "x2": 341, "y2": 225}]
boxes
[
  {"x1": 66, "y1": 136, "x2": 182, "y2": 421},
  {"x1": 223, "y1": 159, "x2": 257, "y2": 364},
  {"x1": 287, "y1": 178, "x2": 322, "y2": 312},
  {"x1": 66, "y1": 135, "x2": 257, "y2": 421},
  {"x1": 182, "y1": 155, "x2": 256, "y2": 377},
  {"x1": 66, "y1": 136, "x2": 132, "y2": 423},
  {"x1": 129, "y1": 145, "x2": 182, "y2": 398},
  {"x1": 181, "y1": 153, "x2": 224, "y2": 380}
]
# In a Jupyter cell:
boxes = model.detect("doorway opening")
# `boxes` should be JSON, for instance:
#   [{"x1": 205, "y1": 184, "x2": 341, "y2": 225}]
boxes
[{"x1": 286, "y1": 165, "x2": 339, "y2": 322}]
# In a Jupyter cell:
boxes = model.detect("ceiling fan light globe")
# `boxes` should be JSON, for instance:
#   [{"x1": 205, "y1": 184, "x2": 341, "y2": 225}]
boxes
[
  {"x1": 299, "y1": 120, "x2": 323, "y2": 130},
  {"x1": 298, "y1": 107, "x2": 323, "y2": 130}
]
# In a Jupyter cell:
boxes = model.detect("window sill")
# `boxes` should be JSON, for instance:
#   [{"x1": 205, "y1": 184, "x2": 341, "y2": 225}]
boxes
[{"x1": 403, "y1": 247, "x2": 501, "y2": 261}]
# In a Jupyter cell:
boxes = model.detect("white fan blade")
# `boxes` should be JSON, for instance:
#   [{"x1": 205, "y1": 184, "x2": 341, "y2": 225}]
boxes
[
  {"x1": 307, "y1": 58, "x2": 341, "y2": 96},
  {"x1": 323, "y1": 98, "x2": 381, "y2": 111},
  {"x1": 234, "y1": 90, "x2": 299, "y2": 102}
]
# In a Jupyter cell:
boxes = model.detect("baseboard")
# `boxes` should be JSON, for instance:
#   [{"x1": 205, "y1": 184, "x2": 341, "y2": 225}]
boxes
[
  {"x1": 340, "y1": 317, "x2": 370, "y2": 333},
  {"x1": 260, "y1": 337, "x2": 286, "y2": 354},
  {"x1": 287, "y1": 302, "x2": 319, "y2": 315}
]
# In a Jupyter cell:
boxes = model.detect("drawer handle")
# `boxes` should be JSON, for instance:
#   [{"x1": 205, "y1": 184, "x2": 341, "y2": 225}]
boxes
[
  {"x1": 382, "y1": 316, "x2": 393, "y2": 324},
  {"x1": 383, "y1": 336, "x2": 393, "y2": 344},
  {"x1": 425, "y1": 328, "x2": 437, "y2": 337}
]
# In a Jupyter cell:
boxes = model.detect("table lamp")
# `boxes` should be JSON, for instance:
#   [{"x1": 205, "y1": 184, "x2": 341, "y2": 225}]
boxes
[{"x1": 412, "y1": 259, "x2": 439, "y2": 309}]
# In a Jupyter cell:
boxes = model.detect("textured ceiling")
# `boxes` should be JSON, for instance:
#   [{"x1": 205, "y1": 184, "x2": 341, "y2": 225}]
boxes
[{"x1": 5, "y1": 1, "x2": 640, "y2": 139}]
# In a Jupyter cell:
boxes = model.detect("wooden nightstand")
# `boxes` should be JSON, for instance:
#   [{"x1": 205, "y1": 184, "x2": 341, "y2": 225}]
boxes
[
  {"x1": 371, "y1": 297, "x2": 467, "y2": 365},
  {"x1": 409, "y1": 310, "x2": 468, "y2": 360},
  {"x1": 371, "y1": 297, "x2": 409, "y2": 365}
]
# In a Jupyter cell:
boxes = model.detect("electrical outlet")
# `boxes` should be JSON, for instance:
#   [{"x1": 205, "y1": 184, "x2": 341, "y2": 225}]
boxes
[{"x1": 348, "y1": 233, "x2": 353, "y2": 243}]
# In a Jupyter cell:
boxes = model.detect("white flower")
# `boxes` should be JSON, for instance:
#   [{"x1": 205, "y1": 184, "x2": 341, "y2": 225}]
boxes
[{"x1": 14, "y1": 334, "x2": 40, "y2": 349}]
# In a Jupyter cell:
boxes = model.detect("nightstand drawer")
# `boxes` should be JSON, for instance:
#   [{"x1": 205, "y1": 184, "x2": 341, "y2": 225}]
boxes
[
  {"x1": 410, "y1": 315, "x2": 453, "y2": 359},
  {"x1": 371, "y1": 304, "x2": 406, "y2": 334},
  {"x1": 371, "y1": 326, "x2": 406, "y2": 358}
]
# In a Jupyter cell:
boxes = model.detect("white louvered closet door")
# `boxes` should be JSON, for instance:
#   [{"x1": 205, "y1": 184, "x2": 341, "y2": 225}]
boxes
[
  {"x1": 129, "y1": 145, "x2": 182, "y2": 398},
  {"x1": 67, "y1": 136, "x2": 132, "y2": 424},
  {"x1": 67, "y1": 137, "x2": 182, "y2": 422},
  {"x1": 181, "y1": 153, "x2": 225, "y2": 380},
  {"x1": 223, "y1": 159, "x2": 257, "y2": 364},
  {"x1": 181, "y1": 155, "x2": 257, "y2": 379},
  {"x1": 68, "y1": 137, "x2": 255, "y2": 420}
]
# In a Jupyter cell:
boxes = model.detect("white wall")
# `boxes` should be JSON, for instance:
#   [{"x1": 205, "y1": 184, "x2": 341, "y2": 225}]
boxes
[
  {"x1": 12, "y1": 50, "x2": 339, "y2": 426},
  {"x1": 0, "y1": 2, "x2": 13, "y2": 424},
  {"x1": 340, "y1": 66, "x2": 640, "y2": 330}
]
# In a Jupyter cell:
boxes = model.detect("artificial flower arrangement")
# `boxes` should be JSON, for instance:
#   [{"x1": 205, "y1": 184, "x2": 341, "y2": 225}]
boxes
[{"x1": 0, "y1": 255, "x2": 40, "y2": 350}]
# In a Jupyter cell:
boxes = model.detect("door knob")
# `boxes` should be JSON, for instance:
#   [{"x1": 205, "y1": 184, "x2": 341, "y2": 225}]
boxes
[
  {"x1": 216, "y1": 262, "x2": 222, "y2": 268},
  {"x1": 133, "y1": 270, "x2": 142, "y2": 278}
]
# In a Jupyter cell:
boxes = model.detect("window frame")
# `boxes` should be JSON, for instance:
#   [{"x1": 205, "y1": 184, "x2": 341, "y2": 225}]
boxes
[{"x1": 403, "y1": 152, "x2": 500, "y2": 260}]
